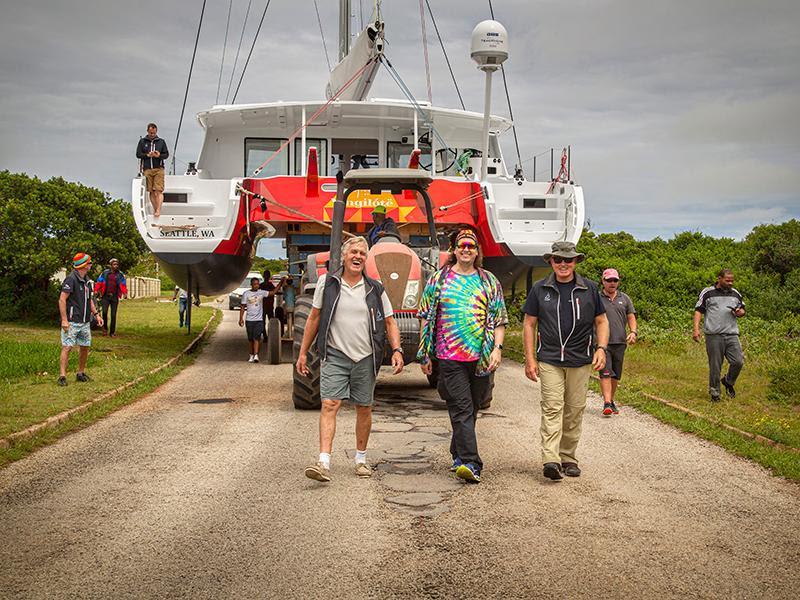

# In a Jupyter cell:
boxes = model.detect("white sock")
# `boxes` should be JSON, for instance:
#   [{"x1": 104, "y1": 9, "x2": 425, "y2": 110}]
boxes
[
  {"x1": 319, "y1": 452, "x2": 331, "y2": 469},
  {"x1": 355, "y1": 450, "x2": 367, "y2": 464}
]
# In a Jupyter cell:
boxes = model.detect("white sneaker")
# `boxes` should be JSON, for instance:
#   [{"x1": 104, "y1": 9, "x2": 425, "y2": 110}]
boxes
[
  {"x1": 248, "y1": 355, "x2": 255, "y2": 363},
  {"x1": 252, "y1": 355, "x2": 259, "y2": 363}
]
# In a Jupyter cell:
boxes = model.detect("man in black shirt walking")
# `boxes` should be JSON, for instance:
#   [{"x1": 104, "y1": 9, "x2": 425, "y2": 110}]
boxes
[{"x1": 522, "y1": 242, "x2": 609, "y2": 481}]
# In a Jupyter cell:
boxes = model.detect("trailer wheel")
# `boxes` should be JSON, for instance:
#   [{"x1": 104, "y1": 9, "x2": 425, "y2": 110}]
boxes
[
  {"x1": 292, "y1": 295, "x2": 321, "y2": 409},
  {"x1": 266, "y1": 317, "x2": 282, "y2": 364},
  {"x1": 479, "y1": 371, "x2": 495, "y2": 410}
]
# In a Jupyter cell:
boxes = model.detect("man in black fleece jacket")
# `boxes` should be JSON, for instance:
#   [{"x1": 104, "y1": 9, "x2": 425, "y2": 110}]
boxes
[{"x1": 136, "y1": 123, "x2": 170, "y2": 217}]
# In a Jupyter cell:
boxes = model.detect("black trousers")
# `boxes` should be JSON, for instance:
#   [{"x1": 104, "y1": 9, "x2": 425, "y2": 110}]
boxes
[
  {"x1": 437, "y1": 359, "x2": 491, "y2": 470},
  {"x1": 101, "y1": 295, "x2": 119, "y2": 335}
]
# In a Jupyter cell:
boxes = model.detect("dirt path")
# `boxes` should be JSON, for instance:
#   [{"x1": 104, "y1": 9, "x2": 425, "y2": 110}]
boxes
[{"x1": 1, "y1": 309, "x2": 798, "y2": 599}]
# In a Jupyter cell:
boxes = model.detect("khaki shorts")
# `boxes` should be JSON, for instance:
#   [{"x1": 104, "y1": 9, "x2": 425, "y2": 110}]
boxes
[
  {"x1": 320, "y1": 347, "x2": 377, "y2": 406},
  {"x1": 143, "y1": 168, "x2": 165, "y2": 192}
]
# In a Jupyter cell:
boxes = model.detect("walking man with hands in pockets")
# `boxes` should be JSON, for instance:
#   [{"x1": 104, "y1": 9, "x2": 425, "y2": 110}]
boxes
[
  {"x1": 296, "y1": 236, "x2": 404, "y2": 483},
  {"x1": 523, "y1": 241, "x2": 609, "y2": 481}
]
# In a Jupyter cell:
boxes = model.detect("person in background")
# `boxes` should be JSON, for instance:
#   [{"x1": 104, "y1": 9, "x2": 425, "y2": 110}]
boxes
[
  {"x1": 598, "y1": 268, "x2": 637, "y2": 416},
  {"x1": 58, "y1": 253, "x2": 103, "y2": 386},
  {"x1": 366, "y1": 205, "x2": 400, "y2": 247},
  {"x1": 260, "y1": 269, "x2": 279, "y2": 322},
  {"x1": 94, "y1": 258, "x2": 128, "y2": 337},
  {"x1": 281, "y1": 275, "x2": 296, "y2": 332},
  {"x1": 172, "y1": 286, "x2": 187, "y2": 328},
  {"x1": 693, "y1": 268, "x2": 745, "y2": 402},
  {"x1": 297, "y1": 236, "x2": 404, "y2": 483},
  {"x1": 135, "y1": 123, "x2": 169, "y2": 217},
  {"x1": 240, "y1": 277, "x2": 271, "y2": 363},
  {"x1": 417, "y1": 228, "x2": 507, "y2": 484},
  {"x1": 523, "y1": 241, "x2": 608, "y2": 481}
]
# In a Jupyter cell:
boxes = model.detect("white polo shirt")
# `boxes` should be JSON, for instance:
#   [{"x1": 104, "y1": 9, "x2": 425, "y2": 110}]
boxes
[{"x1": 312, "y1": 274, "x2": 394, "y2": 362}]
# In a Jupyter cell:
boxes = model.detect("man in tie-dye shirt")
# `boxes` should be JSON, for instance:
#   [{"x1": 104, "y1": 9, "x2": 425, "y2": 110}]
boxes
[{"x1": 417, "y1": 228, "x2": 508, "y2": 484}]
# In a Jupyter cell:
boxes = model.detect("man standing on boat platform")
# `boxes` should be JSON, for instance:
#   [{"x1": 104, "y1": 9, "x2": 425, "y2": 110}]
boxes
[
  {"x1": 693, "y1": 268, "x2": 745, "y2": 402},
  {"x1": 136, "y1": 123, "x2": 169, "y2": 218}
]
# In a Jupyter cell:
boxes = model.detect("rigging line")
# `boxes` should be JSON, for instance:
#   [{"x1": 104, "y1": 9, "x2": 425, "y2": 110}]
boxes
[
  {"x1": 249, "y1": 56, "x2": 380, "y2": 176},
  {"x1": 225, "y1": 0, "x2": 253, "y2": 103},
  {"x1": 173, "y1": 0, "x2": 207, "y2": 176},
  {"x1": 424, "y1": 0, "x2": 464, "y2": 110},
  {"x1": 359, "y1": 0, "x2": 364, "y2": 30},
  {"x1": 418, "y1": 0, "x2": 432, "y2": 104},
  {"x1": 487, "y1": 0, "x2": 523, "y2": 170},
  {"x1": 380, "y1": 57, "x2": 450, "y2": 154},
  {"x1": 216, "y1": 0, "x2": 234, "y2": 104},
  {"x1": 313, "y1": 0, "x2": 332, "y2": 72},
  {"x1": 232, "y1": 0, "x2": 273, "y2": 103}
]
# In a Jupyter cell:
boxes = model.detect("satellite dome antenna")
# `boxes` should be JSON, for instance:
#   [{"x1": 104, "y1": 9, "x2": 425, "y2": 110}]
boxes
[{"x1": 471, "y1": 20, "x2": 509, "y2": 182}]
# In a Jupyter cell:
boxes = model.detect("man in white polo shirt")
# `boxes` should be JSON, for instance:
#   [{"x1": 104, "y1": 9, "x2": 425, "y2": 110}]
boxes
[{"x1": 296, "y1": 236, "x2": 404, "y2": 482}]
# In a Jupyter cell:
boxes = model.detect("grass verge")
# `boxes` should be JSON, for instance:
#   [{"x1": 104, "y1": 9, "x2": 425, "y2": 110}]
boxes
[
  {"x1": 504, "y1": 327, "x2": 800, "y2": 481},
  {"x1": 0, "y1": 299, "x2": 220, "y2": 467}
]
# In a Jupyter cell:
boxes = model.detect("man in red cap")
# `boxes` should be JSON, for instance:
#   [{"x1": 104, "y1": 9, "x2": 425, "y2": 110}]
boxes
[
  {"x1": 58, "y1": 253, "x2": 103, "y2": 386},
  {"x1": 598, "y1": 268, "x2": 637, "y2": 416}
]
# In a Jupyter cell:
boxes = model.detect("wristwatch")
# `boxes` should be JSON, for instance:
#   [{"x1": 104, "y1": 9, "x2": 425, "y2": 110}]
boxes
[
  {"x1": 392, "y1": 347, "x2": 403, "y2": 355},
  {"x1": 596, "y1": 345, "x2": 608, "y2": 351},
  {"x1": 496, "y1": 343, "x2": 504, "y2": 350}
]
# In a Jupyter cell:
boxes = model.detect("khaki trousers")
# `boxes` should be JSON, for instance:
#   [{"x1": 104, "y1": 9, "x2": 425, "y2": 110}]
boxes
[{"x1": 538, "y1": 362, "x2": 592, "y2": 464}]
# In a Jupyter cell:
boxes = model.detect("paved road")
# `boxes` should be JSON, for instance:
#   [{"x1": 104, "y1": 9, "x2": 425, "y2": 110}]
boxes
[{"x1": 1, "y1": 308, "x2": 799, "y2": 599}]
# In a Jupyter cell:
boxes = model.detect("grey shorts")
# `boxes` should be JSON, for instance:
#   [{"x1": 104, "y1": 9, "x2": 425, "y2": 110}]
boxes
[
  {"x1": 600, "y1": 344, "x2": 626, "y2": 380},
  {"x1": 320, "y1": 346, "x2": 377, "y2": 406},
  {"x1": 245, "y1": 320, "x2": 265, "y2": 341},
  {"x1": 61, "y1": 322, "x2": 91, "y2": 347}
]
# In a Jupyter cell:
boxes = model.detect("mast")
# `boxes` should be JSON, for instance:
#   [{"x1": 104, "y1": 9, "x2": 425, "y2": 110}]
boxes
[{"x1": 339, "y1": 0, "x2": 350, "y2": 61}]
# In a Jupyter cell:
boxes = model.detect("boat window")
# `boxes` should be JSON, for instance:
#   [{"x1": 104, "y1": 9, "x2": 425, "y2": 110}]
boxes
[
  {"x1": 386, "y1": 142, "x2": 431, "y2": 169},
  {"x1": 330, "y1": 138, "x2": 379, "y2": 174},
  {"x1": 244, "y1": 138, "x2": 289, "y2": 177},
  {"x1": 294, "y1": 139, "x2": 328, "y2": 176}
]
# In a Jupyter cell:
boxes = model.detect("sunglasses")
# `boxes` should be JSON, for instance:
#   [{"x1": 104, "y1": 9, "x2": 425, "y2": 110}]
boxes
[
  {"x1": 604, "y1": 278, "x2": 619, "y2": 283},
  {"x1": 456, "y1": 242, "x2": 477, "y2": 251},
  {"x1": 552, "y1": 256, "x2": 576, "y2": 264}
]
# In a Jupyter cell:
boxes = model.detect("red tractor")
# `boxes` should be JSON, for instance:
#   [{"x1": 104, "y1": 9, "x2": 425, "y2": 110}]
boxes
[{"x1": 291, "y1": 168, "x2": 494, "y2": 410}]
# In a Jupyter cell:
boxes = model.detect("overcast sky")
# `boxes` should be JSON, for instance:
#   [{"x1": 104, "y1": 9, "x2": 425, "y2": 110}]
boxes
[{"x1": 1, "y1": 0, "x2": 798, "y2": 257}]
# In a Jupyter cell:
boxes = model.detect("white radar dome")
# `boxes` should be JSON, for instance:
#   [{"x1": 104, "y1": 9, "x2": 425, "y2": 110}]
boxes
[{"x1": 470, "y1": 20, "x2": 509, "y2": 70}]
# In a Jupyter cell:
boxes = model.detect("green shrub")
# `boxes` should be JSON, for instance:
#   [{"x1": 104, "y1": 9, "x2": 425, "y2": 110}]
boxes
[{"x1": 767, "y1": 361, "x2": 800, "y2": 406}]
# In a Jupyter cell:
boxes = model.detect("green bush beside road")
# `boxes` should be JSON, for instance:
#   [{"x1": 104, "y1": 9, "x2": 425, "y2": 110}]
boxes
[{"x1": 0, "y1": 299, "x2": 218, "y2": 466}]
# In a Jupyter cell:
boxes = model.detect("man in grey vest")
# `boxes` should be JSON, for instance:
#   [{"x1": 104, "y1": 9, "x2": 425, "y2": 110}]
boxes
[
  {"x1": 296, "y1": 236, "x2": 404, "y2": 482},
  {"x1": 693, "y1": 268, "x2": 745, "y2": 401}
]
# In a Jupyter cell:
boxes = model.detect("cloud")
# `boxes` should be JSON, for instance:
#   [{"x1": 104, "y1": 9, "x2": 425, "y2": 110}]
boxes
[{"x1": 1, "y1": 0, "x2": 798, "y2": 250}]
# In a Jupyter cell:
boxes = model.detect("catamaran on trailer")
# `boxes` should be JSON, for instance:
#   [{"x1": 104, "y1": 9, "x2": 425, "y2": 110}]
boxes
[{"x1": 131, "y1": 1, "x2": 584, "y2": 297}]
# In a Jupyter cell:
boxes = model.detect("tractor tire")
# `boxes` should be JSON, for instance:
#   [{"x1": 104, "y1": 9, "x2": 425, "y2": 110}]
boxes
[
  {"x1": 426, "y1": 358, "x2": 439, "y2": 388},
  {"x1": 292, "y1": 295, "x2": 321, "y2": 409},
  {"x1": 479, "y1": 371, "x2": 495, "y2": 410},
  {"x1": 266, "y1": 317, "x2": 282, "y2": 364}
]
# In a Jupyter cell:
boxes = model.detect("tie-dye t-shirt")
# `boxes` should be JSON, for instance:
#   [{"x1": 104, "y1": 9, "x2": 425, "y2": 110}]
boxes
[{"x1": 433, "y1": 270, "x2": 487, "y2": 362}]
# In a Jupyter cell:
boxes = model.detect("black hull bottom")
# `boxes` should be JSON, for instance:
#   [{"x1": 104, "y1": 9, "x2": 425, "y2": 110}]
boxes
[{"x1": 157, "y1": 252, "x2": 254, "y2": 296}]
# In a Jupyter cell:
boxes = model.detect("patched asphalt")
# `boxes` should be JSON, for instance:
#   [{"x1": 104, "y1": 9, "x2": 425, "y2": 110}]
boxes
[{"x1": 1, "y1": 306, "x2": 798, "y2": 599}]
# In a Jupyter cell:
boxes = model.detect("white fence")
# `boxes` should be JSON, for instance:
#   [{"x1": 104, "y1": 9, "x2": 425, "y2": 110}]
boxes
[{"x1": 127, "y1": 276, "x2": 161, "y2": 299}]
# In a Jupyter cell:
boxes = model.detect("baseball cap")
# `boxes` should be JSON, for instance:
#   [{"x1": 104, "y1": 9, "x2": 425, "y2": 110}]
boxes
[{"x1": 602, "y1": 268, "x2": 620, "y2": 280}]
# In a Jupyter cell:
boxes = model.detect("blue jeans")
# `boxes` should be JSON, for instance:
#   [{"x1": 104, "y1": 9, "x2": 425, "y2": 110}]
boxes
[{"x1": 178, "y1": 297, "x2": 187, "y2": 326}]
